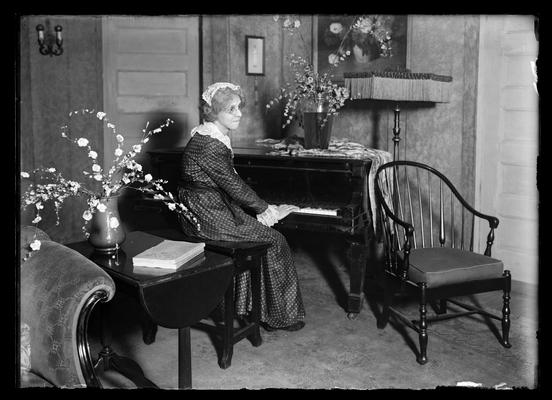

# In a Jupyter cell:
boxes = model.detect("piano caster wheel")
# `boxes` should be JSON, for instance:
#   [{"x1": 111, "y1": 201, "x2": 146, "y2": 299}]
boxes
[{"x1": 347, "y1": 312, "x2": 359, "y2": 320}]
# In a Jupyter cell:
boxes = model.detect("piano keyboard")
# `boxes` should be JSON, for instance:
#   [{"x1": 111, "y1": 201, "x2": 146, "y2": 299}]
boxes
[{"x1": 291, "y1": 207, "x2": 338, "y2": 216}]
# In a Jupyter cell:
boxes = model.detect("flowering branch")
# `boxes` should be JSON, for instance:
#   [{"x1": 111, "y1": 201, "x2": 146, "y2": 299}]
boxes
[
  {"x1": 20, "y1": 109, "x2": 200, "y2": 259},
  {"x1": 266, "y1": 15, "x2": 352, "y2": 129}
]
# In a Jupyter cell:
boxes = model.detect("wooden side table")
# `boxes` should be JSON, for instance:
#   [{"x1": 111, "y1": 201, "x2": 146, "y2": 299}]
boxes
[
  {"x1": 67, "y1": 231, "x2": 234, "y2": 389},
  {"x1": 146, "y1": 229, "x2": 270, "y2": 369}
]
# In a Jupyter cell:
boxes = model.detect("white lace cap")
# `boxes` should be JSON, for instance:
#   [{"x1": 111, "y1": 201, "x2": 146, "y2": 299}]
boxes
[{"x1": 201, "y1": 82, "x2": 241, "y2": 106}]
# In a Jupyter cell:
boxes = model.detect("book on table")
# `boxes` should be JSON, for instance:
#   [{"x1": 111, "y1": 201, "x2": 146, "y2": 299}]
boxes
[{"x1": 132, "y1": 239, "x2": 206, "y2": 269}]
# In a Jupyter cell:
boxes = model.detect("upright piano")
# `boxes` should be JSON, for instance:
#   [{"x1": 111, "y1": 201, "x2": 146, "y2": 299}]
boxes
[{"x1": 147, "y1": 142, "x2": 378, "y2": 318}]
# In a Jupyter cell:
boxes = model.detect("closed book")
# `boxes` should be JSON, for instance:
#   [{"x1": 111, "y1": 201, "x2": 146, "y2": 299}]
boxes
[
  {"x1": 132, "y1": 252, "x2": 206, "y2": 276},
  {"x1": 132, "y1": 239, "x2": 205, "y2": 270}
]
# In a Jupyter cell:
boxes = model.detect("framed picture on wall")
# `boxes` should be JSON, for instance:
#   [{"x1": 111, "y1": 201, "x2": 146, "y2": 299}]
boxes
[
  {"x1": 245, "y1": 35, "x2": 265, "y2": 76},
  {"x1": 313, "y1": 15, "x2": 409, "y2": 83}
]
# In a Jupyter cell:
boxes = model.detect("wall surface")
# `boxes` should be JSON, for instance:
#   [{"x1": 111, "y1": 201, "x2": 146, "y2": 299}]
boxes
[
  {"x1": 202, "y1": 14, "x2": 479, "y2": 200},
  {"x1": 19, "y1": 15, "x2": 104, "y2": 243}
]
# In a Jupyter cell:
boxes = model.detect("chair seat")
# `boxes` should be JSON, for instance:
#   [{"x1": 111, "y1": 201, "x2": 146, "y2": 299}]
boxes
[{"x1": 406, "y1": 247, "x2": 503, "y2": 288}]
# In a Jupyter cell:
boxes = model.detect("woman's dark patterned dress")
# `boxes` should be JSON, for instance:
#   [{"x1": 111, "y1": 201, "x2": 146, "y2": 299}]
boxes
[{"x1": 177, "y1": 133, "x2": 305, "y2": 328}]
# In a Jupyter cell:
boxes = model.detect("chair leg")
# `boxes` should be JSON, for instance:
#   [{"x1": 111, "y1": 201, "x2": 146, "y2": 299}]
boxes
[
  {"x1": 501, "y1": 270, "x2": 512, "y2": 348},
  {"x1": 219, "y1": 279, "x2": 235, "y2": 369},
  {"x1": 377, "y1": 276, "x2": 392, "y2": 329},
  {"x1": 417, "y1": 283, "x2": 428, "y2": 365},
  {"x1": 249, "y1": 262, "x2": 263, "y2": 347},
  {"x1": 429, "y1": 299, "x2": 447, "y2": 315},
  {"x1": 438, "y1": 299, "x2": 447, "y2": 314}
]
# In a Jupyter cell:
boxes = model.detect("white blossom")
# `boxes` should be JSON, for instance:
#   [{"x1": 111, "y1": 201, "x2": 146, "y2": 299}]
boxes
[
  {"x1": 48, "y1": 168, "x2": 56, "y2": 173},
  {"x1": 30, "y1": 240, "x2": 41, "y2": 251},
  {"x1": 114, "y1": 148, "x2": 123, "y2": 157},
  {"x1": 328, "y1": 53, "x2": 340, "y2": 66},
  {"x1": 144, "y1": 174, "x2": 152, "y2": 182},
  {"x1": 116, "y1": 134, "x2": 124, "y2": 143},
  {"x1": 132, "y1": 144, "x2": 142, "y2": 153},
  {"x1": 96, "y1": 203, "x2": 107, "y2": 212},
  {"x1": 77, "y1": 138, "x2": 89, "y2": 147},
  {"x1": 21, "y1": 172, "x2": 30, "y2": 178},
  {"x1": 94, "y1": 174, "x2": 103, "y2": 181},
  {"x1": 35, "y1": 202, "x2": 44, "y2": 210},
  {"x1": 330, "y1": 22, "x2": 343, "y2": 34},
  {"x1": 109, "y1": 217, "x2": 119, "y2": 228},
  {"x1": 96, "y1": 111, "x2": 106, "y2": 120},
  {"x1": 32, "y1": 215, "x2": 42, "y2": 224},
  {"x1": 88, "y1": 151, "x2": 98, "y2": 159},
  {"x1": 92, "y1": 164, "x2": 101, "y2": 172},
  {"x1": 82, "y1": 210, "x2": 93, "y2": 221}
]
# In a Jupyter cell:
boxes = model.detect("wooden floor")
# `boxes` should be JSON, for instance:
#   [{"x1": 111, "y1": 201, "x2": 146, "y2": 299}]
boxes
[{"x1": 90, "y1": 232, "x2": 540, "y2": 390}]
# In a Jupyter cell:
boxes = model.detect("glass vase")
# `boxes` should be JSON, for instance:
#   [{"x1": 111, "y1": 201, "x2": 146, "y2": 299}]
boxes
[
  {"x1": 88, "y1": 196, "x2": 126, "y2": 254},
  {"x1": 302, "y1": 112, "x2": 334, "y2": 149}
]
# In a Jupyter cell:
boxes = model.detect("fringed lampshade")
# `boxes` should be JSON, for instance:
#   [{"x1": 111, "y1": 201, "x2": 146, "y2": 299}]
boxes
[{"x1": 344, "y1": 71, "x2": 453, "y2": 161}]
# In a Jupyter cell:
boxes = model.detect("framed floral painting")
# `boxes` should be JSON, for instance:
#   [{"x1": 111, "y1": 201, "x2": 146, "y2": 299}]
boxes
[{"x1": 313, "y1": 15, "x2": 409, "y2": 82}]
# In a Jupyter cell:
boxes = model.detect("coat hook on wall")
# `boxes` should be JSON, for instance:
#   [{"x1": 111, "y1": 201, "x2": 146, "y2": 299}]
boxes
[{"x1": 36, "y1": 22, "x2": 64, "y2": 56}]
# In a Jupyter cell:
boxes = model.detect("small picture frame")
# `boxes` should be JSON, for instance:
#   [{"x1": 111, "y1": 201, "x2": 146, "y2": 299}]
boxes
[{"x1": 245, "y1": 35, "x2": 265, "y2": 76}]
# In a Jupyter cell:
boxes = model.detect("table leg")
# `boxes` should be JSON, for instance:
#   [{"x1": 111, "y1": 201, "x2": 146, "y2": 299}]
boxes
[
  {"x1": 95, "y1": 303, "x2": 158, "y2": 388},
  {"x1": 178, "y1": 327, "x2": 192, "y2": 389}
]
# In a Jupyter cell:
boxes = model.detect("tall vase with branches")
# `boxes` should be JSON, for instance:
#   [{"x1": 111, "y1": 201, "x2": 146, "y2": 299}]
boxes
[{"x1": 266, "y1": 15, "x2": 394, "y2": 134}]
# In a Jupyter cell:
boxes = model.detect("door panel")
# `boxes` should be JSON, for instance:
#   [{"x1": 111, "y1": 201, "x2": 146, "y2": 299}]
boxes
[
  {"x1": 476, "y1": 15, "x2": 539, "y2": 285},
  {"x1": 102, "y1": 16, "x2": 200, "y2": 172}
]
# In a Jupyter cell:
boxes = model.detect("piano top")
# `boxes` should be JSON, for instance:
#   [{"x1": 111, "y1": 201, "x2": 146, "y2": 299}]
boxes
[
  {"x1": 233, "y1": 140, "x2": 373, "y2": 166},
  {"x1": 147, "y1": 139, "x2": 374, "y2": 167}
]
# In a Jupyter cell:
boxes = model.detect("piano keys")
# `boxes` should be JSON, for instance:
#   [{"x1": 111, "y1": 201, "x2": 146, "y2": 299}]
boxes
[{"x1": 290, "y1": 207, "x2": 338, "y2": 216}]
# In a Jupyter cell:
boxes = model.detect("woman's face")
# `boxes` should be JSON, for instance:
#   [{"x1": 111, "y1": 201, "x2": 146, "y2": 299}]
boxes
[{"x1": 215, "y1": 94, "x2": 242, "y2": 132}]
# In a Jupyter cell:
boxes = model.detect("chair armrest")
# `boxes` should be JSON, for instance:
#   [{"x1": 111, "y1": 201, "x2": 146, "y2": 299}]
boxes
[{"x1": 20, "y1": 241, "x2": 116, "y2": 388}]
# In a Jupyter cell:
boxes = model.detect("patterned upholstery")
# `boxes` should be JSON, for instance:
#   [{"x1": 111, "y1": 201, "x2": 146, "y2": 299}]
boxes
[{"x1": 20, "y1": 226, "x2": 116, "y2": 388}]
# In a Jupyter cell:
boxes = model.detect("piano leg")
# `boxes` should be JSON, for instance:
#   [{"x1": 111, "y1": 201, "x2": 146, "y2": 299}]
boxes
[{"x1": 346, "y1": 240, "x2": 368, "y2": 319}]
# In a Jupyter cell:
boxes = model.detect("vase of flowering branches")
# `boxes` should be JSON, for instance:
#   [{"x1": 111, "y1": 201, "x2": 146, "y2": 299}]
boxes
[
  {"x1": 266, "y1": 51, "x2": 349, "y2": 149},
  {"x1": 21, "y1": 108, "x2": 200, "y2": 258}
]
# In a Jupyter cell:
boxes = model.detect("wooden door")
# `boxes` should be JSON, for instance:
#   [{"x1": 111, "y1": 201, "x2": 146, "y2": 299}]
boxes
[{"x1": 101, "y1": 15, "x2": 200, "y2": 172}]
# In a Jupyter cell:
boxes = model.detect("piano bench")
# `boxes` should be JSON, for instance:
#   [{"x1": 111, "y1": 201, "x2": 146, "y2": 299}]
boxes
[{"x1": 197, "y1": 240, "x2": 270, "y2": 369}]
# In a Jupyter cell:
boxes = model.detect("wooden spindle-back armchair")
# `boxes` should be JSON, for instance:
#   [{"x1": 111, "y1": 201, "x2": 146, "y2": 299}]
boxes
[{"x1": 374, "y1": 160, "x2": 512, "y2": 364}]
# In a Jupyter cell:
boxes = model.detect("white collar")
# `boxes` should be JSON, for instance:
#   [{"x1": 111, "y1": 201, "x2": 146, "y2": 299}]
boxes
[{"x1": 190, "y1": 122, "x2": 232, "y2": 153}]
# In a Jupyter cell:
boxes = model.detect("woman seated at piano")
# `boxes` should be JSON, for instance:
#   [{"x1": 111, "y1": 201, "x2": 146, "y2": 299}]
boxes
[{"x1": 176, "y1": 82, "x2": 306, "y2": 332}]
